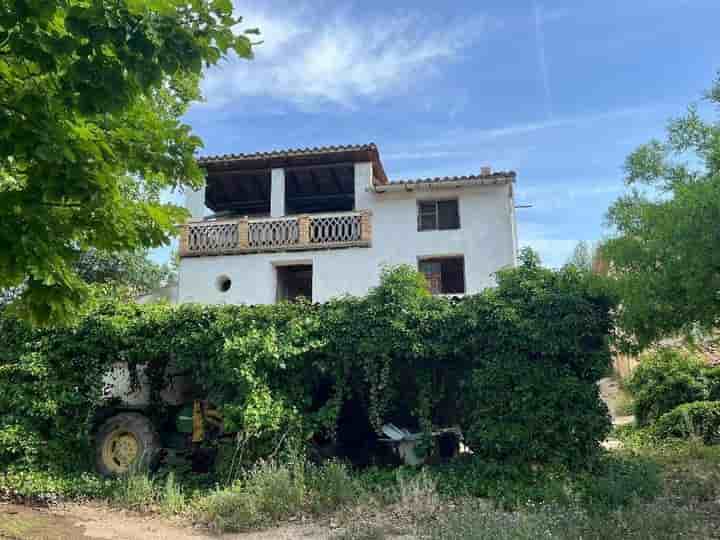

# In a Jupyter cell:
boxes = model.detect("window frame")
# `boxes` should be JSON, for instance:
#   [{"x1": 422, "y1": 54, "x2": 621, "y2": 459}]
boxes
[
  {"x1": 418, "y1": 255, "x2": 466, "y2": 295},
  {"x1": 417, "y1": 199, "x2": 460, "y2": 231}
]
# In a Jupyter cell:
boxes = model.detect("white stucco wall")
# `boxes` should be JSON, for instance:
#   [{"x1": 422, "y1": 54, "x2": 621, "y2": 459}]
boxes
[{"x1": 178, "y1": 163, "x2": 517, "y2": 305}]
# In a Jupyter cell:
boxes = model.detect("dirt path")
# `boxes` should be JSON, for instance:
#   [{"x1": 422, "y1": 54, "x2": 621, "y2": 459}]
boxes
[
  {"x1": 0, "y1": 503, "x2": 336, "y2": 540},
  {"x1": 598, "y1": 377, "x2": 635, "y2": 426}
]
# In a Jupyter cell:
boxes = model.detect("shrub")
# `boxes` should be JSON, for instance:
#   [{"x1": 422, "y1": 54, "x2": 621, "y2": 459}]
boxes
[
  {"x1": 464, "y1": 361, "x2": 611, "y2": 468},
  {"x1": 654, "y1": 401, "x2": 720, "y2": 444},
  {"x1": 625, "y1": 348, "x2": 712, "y2": 426},
  {"x1": 0, "y1": 253, "x2": 615, "y2": 474}
]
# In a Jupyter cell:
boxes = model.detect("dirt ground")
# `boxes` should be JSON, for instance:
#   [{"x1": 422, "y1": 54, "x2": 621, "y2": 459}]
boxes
[{"x1": 0, "y1": 502, "x2": 344, "y2": 540}]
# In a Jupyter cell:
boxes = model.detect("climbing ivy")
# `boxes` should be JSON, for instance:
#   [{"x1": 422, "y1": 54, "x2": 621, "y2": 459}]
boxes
[{"x1": 0, "y1": 251, "x2": 616, "y2": 473}]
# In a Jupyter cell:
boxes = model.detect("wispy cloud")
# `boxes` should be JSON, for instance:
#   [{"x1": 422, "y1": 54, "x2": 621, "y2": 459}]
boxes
[
  {"x1": 200, "y1": 4, "x2": 486, "y2": 108},
  {"x1": 417, "y1": 105, "x2": 657, "y2": 148},
  {"x1": 533, "y1": 0, "x2": 553, "y2": 120}
]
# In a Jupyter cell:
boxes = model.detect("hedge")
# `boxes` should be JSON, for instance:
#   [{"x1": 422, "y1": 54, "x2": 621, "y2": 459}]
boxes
[
  {"x1": 625, "y1": 348, "x2": 720, "y2": 426},
  {"x1": 654, "y1": 401, "x2": 720, "y2": 444},
  {"x1": 0, "y1": 249, "x2": 616, "y2": 473}
]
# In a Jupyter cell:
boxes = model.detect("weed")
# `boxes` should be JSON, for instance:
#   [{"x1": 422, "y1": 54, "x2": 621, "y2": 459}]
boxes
[
  {"x1": 159, "y1": 472, "x2": 185, "y2": 517},
  {"x1": 111, "y1": 468, "x2": 156, "y2": 512},
  {"x1": 307, "y1": 460, "x2": 361, "y2": 514}
]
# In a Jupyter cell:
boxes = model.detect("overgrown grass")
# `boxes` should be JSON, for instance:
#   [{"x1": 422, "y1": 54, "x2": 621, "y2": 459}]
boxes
[
  {"x1": 421, "y1": 499, "x2": 695, "y2": 540},
  {"x1": 191, "y1": 460, "x2": 362, "y2": 532},
  {"x1": 5, "y1": 435, "x2": 720, "y2": 538}
]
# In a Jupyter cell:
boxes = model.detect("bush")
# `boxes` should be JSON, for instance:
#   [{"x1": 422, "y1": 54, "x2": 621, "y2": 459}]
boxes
[
  {"x1": 654, "y1": 401, "x2": 720, "y2": 444},
  {"x1": 0, "y1": 253, "x2": 615, "y2": 473},
  {"x1": 625, "y1": 348, "x2": 713, "y2": 426},
  {"x1": 464, "y1": 362, "x2": 611, "y2": 468}
]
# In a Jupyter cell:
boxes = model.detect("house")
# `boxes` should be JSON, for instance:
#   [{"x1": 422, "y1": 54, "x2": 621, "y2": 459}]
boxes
[{"x1": 177, "y1": 143, "x2": 518, "y2": 304}]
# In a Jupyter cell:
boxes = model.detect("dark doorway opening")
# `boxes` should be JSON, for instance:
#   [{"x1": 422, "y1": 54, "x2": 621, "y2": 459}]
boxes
[{"x1": 276, "y1": 265, "x2": 313, "y2": 302}]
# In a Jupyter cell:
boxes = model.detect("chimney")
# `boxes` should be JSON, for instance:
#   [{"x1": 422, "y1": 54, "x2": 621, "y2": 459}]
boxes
[{"x1": 480, "y1": 166, "x2": 492, "y2": 176}]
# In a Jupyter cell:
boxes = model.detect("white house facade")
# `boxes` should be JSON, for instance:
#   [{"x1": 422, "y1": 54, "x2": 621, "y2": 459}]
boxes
[{"x1": 177, "y1": 144, "x2": 518, "y2": 305}]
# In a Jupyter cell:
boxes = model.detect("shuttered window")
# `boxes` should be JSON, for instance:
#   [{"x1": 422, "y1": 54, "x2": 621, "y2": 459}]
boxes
[{"x1": 417, "y1": 200, "x2": 460, "y2": 231}]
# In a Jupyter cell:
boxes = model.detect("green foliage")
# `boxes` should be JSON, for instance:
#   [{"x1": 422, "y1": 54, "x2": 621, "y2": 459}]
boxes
[
  {"x1": 422, "y1": 500, "x2": 690, "y2": 540},
  {"x1": 0, "y1": 260, "x2": 615, "y2": 473},
  {"x1": 159, "y1": 472, "x2": 186, "y2": 517},
  {"x1": 193, "y1": 460, "x2": 357, "y2": 532},
  {"x1": 460, "y1": 251, "x2": 614, "y2": 467},
  {"x1": 603, "y1": 73, "x2": 720, "y2": 347},
  {"x1": 654, "y1": 401, "x2": 720, "y2": 444},
  {"x1": 111, "y1": 469, "x2": 157, "y2": 512},
  {"x1": 0, "y1": 469, "x2": 113, "y2": 504},
  {"x1": 573, "y1": 454, "x2": 662, "y2": 513},
  {"x1": 565, "y1": 240, "x2": 595, "y2": 272},
  {"x1": 0, "y1": 0, "x2": 257, "y2": 324},
  {"x1": 625, "y1": 348, "x2": 716, "y2": 425},
  {"x1": 306, "y1": 460, "x2": 362, "y2": 514}
]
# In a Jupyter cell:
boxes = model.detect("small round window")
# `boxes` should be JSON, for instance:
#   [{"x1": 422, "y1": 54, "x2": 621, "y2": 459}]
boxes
[{"x1": 216, "y1": 275, "x2": 232, "y2": 293}]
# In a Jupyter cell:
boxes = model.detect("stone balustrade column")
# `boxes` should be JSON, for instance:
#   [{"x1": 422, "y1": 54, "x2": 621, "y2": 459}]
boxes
[
  {"x1": 238, "y1": 217, "x2": 250, "y2": 248},
  {"x1": 360, "y1": 210, "x2": 372, "y2": 242},
  {"x1": 298, "y1": 215, "x2": 310, "y2": 245}
]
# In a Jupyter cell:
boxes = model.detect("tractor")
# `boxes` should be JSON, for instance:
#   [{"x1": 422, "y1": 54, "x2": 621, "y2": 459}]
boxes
[{"x1": 94, "y1": 361, "x2": 222, "y2": 476}]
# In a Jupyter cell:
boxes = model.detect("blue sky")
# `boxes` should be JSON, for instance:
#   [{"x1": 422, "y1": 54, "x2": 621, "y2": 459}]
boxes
[{"x1": 157, "y1": 0, "x2": 720, "y2": 267}]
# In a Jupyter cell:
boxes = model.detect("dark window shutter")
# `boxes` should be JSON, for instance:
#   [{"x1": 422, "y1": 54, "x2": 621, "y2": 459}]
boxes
[{"x1": 437, "y1": 200, "x2": 460, "y2": 230}]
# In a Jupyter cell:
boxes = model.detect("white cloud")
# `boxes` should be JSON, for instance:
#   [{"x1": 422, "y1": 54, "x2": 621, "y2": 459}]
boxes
[{"x1": 200, "y1": 4, "x2": 484, "y2": 108}]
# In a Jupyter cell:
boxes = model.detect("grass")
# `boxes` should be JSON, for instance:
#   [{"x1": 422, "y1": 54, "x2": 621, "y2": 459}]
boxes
[
  {"x1": 421, "y1": 499, "x2": 696, "y2": 540},
  {"x1": 4, "y1": 433, "x2": 720, "y2": 538}
]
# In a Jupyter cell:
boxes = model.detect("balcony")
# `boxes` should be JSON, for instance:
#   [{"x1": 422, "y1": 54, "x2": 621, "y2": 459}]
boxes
[{"x1": 179, "y1": 210, "x2": 372, "y2": 257}]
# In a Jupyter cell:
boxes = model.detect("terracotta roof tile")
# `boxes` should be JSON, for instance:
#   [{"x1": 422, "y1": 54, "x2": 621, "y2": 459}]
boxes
[
  {"x1": 197, "y1": 143, "x2": 378, "y2": 164},
  {"x1": 392, "y1": 171, "x2": 516, "y2": 185}
]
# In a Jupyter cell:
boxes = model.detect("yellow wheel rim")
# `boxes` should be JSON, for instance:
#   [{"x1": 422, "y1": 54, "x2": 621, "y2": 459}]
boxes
[{"x1": 102, "y1": 430, "x2": 140, "y2": 474}]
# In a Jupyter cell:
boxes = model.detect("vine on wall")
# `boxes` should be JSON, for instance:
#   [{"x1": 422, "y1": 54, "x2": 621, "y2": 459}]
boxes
[{"x1": 0, "y1": 250, "x2": 616, "y2": 472}]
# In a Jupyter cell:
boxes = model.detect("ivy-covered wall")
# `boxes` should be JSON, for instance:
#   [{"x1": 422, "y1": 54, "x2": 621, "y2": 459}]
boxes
[{"x1": 0, "y1": 250, "x2": 616, "y2": 473}]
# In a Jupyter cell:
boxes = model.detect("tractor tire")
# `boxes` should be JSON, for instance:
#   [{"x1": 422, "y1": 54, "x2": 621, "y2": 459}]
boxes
[{"x1": 95, "y1": 413, "x2": 160, "y2": 477}]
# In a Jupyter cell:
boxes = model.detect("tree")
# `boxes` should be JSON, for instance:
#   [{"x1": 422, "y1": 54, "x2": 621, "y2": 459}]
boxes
[
  {"x1": 603, "y1": 72, "x2": 720, "y2": 348},
  {"x1": 1, "y1": 248, "x2": 173, "y2": 311},
  {"x1": 0, "y1": 1, "x2": 257, "y2": 323},
  {"x1": 565, "y1": 241, "x2": 594, "y2": 272},
  {"x1": 74, "y1": 249, "x2": 172, "y2": 294}
]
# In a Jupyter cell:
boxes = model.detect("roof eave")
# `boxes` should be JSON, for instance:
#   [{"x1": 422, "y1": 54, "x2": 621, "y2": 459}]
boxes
[{"x1": 369, "y1": 174, "x2": 516, "y2": 193}]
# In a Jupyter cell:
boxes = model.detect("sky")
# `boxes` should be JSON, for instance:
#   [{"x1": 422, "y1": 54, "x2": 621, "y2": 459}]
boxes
[{"x1": 156, "y1": 0, "x2": 720, "y2": 268}]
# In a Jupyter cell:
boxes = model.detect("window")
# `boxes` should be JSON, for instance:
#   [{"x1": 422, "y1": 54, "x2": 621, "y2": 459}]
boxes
[
  {"x1": 419, "y1": 257, "x2": 465, "y2": 294},
  {"x1": 276, "y1": 264, "x2": 313, "y2": 302},
  {"x1": 418, "y1": 200, "x2": 460, "y2": 231}
]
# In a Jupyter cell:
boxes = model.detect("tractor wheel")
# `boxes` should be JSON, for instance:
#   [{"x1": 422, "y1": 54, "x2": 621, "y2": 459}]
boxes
[{"x1": 95, "y1": 413, "x2": 160, "y2": 477}]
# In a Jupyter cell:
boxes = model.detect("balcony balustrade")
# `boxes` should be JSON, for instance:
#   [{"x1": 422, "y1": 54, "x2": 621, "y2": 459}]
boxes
[{"x1": 179, "y1": 210, "x2": 372, "y2": 257}]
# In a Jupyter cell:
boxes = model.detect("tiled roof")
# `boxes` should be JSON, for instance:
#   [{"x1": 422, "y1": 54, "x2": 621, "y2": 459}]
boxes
[
  {"x1": 392, "y1": 171, "x2": 516, "y2": 185},
  {"x1": 196, "y1": 143, "x2": 379, "y2": 164}
]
